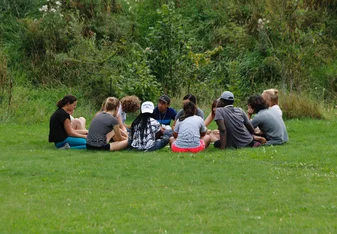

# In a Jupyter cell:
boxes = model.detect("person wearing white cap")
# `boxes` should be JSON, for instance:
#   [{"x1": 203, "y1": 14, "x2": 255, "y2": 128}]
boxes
[
  {"x1": 214, "y1": 91, "x2": 257, "y2": 149},
  {"x1": 129, "y1": 101, "x2": 169, "y2": 151}
]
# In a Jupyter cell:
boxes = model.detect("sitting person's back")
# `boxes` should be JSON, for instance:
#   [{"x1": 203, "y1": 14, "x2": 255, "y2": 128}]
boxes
[
  {"x1": 248, "y1": 95, "x2": 288, "y2": 145},
  {"x1": 129, "y1": 101, "x2": 169, "y2": 151},
  {"x1": 214, "y1": 91, "x2": 255, "y2": 149},
  {"x1": 170, "y1": 102, "x2": 211, "y2": 153}
]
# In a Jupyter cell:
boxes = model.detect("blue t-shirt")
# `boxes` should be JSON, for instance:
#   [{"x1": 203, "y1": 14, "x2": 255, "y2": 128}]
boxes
[{"x1": 153, "y1": 107, "x2": 177, "y2": 126}]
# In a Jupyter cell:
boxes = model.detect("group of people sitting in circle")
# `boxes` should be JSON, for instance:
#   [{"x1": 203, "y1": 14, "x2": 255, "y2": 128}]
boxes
[{"x1": 48, "y1": 89, "x2": 288, "y2": 152}]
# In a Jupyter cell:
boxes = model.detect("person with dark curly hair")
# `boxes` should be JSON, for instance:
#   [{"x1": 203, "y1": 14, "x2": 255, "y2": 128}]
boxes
[
  {"x1": 248, "y1": 95, "x2": 288, "y2": 146},
  {"x1": 118, "y1": 95, "x2": 141, "y2": 130}
]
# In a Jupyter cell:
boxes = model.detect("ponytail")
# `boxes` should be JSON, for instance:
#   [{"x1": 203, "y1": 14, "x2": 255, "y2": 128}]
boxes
[{"x1": 56, "y1": 95, "x2": 77, "y2": 109}]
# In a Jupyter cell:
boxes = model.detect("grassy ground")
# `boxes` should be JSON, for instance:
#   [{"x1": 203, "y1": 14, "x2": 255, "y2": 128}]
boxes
[{"x1": 0, "y1": 118, "x2": 337, "y2": 233}]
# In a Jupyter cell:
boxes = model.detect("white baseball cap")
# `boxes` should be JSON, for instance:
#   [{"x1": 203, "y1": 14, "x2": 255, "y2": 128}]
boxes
[{"x1": 141, "y1": 101, "x2": 155, "y2": 114}]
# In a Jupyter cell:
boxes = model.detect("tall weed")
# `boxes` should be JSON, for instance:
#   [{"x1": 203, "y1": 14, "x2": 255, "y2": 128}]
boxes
[
  {"x1": 281, "y1": 92, "x2": 326, "y2": 119},
  {"x1": 0, "y1": 86, "x2": 96, "y2": 124}
]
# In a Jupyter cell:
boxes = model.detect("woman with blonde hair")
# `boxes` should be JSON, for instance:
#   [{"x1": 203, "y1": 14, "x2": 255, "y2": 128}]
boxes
[
  {"x1": 262, "y1": 88, "x2": 282, "y2": 116},
  {"x1": 86, "y1": 97, "x2": 128, "y2": 151}
]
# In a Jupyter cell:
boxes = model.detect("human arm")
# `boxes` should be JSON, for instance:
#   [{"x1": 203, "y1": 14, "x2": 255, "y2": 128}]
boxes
[
  {"x1": 75, "y1": 129, "x2": 88, "y2": 135},
  {"x1": 116, "y1": 113, "x2": 127, "y2": 132},
  {"x1": 64, "y1": 119, "x2": 87, "y2": 138},
  {"x1": 242, "y1": 109, "x2": 254, "y2": 134},
  {"x1": 172, "y1": 109, "x2": 182, "y2": 129},
  {"x1": 112, "y1": 124, "x2": 126, "y2": 141},
  {"x1": 171, "y1": 119, "x2": 177, "y2": 130},
  {"x1": 172, "y1": 119, "x2": 180, "y2": 139},
  {"x1": 204, "y1": 112, "x2": 213, "y2": 127},
  {"x1": 215, "y1": 119, "x2": 227, "y2": 150}
]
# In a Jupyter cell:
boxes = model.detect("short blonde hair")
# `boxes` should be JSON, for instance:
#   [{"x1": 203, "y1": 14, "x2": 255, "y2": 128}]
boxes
[{"x1": 262, "y1": 89, "x2": 279, "y2": 107}]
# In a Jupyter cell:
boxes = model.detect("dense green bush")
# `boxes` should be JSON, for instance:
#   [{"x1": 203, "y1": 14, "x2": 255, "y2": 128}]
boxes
[{"x1": 0, "y1": 0, "x2": 336, "y2": 120}]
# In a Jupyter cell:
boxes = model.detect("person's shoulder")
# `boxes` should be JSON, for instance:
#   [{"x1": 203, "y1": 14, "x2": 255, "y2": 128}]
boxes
[
  {"x1": 192, "y1": 115, "x2": 204, "y2": 121},
  {"x1": 167, "y1": 107, "x2": 177, "y2": 117},
  {"x1": 168, "y1": 107, "x2": 177, "y2": 113},
  {"x1": 197, "y1": 107, "x2": 204, "y2": 113},
  {"x1": 153, "y1": 106, "x2": 159, "y2": 112},
  {"x1": 56, "y1": 108, "x2": 69, "y2": 117}
]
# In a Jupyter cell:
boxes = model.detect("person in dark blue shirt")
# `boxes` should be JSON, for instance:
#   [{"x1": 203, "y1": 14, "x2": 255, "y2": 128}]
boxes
[{"x1": 152, "y1": 94, "x2": 177, "y2": 137}]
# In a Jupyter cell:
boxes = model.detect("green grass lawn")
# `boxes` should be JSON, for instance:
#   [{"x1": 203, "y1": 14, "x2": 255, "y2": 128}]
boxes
[{"x1": 1, "y1": 119, "x2": 337, "y2": 233}]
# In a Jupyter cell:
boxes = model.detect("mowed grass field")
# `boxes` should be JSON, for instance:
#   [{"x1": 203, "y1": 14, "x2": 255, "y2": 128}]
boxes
[{"x1": 0, "y1": 118, "x2": 337, "y2": 233}]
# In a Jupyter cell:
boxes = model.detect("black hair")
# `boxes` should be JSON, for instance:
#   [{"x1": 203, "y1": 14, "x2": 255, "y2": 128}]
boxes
[
  {"x1": 248, "y1": 95, "x2": 268, "y2": 113},
  {"x1": 130, "y1": 112, "x2": 154, "y2": 145},
  {"x1": 56, "y1": 95, "x2": 77, "y2": 109},
  {"x1": 183, "y1": 94, "x2": 197, "y2": 105},
  {"x1": 217, "y1": 99, "x2": 233, "y2": 108},
  {"x1": 179, "y1": 102, "x2": 196, "y2": 122}
]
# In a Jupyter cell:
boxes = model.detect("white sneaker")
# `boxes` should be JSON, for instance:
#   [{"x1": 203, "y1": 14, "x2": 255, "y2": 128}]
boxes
[{"x1": 59, "y1": 143, "x2": 70, "y2": 150}]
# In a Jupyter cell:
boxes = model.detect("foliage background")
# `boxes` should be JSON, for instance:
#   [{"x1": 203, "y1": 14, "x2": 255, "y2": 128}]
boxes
[{"x1": 0, "y1": 0, "x2": 336, "y2": 121}]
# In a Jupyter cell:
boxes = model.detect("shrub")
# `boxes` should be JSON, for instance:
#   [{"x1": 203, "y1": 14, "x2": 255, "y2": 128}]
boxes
[{"x1": 281, "y1": 92, "x2": 325, "y2": 119}]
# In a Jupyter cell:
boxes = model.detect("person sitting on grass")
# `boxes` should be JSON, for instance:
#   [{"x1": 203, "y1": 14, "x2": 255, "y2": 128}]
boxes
[
  {"x1": 214, "y1": 91, "x2": 263, "y2": 149},
  {"x1": 247, "y1": 95, "x2": 288, "y2": 146},
  {"x1": 117, "y1": 95, "x2": 141, "y2": 134},
  {"x1": 49, "y1": 95, "x2": 87, "y2": 149},
  {"x1": 204, "y1": 99, "x2": 220, "y2": 142},
  {"x1": 97, "y1": 96, "x2": 140, "y2": 142},
  {"x1": 152, "y1": 94, "x2": 177, "y2": 137},
  {"x1": 172, "y1": 94, "x2": 204, "y2": 129},
  {"x1": 129, "y1": 101, "x2": 169, "y2": 151},
  {"x1": 86, "y1": 97, "x2": 128, "y2": 151},
  {"x1": 170, "y1": 102, "x2": 211, "y2": 153},
  {"x1": 261, "y1": 88, "x2": 282, "y2": 116}
]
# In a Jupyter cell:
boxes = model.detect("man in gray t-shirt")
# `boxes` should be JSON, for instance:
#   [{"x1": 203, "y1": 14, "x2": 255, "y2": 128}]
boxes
[
  {"x1": 214, "y1": 91, "x2": 255, "y2": 149},
  {"x1": 248, "y1": 95, "x2": 288, "y2": 145}
]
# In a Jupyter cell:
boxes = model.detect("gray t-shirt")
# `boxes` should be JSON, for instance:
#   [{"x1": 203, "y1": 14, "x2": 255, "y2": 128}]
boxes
[
  {"x1": 174, "y1": 115, "x2": 207, "y2": 148},
  {"x1": 87, "y1": 112, "x2": 119, "y2": 147},
  {"x1": 214, "y1": 106, "x2": 253, "y2": 148},
  {"x1": 175, "y1": 107, "x2": 204, "y2": 120},
  {"x1": 251, "y1": 108, "x2": 288, "y2": 145}
]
